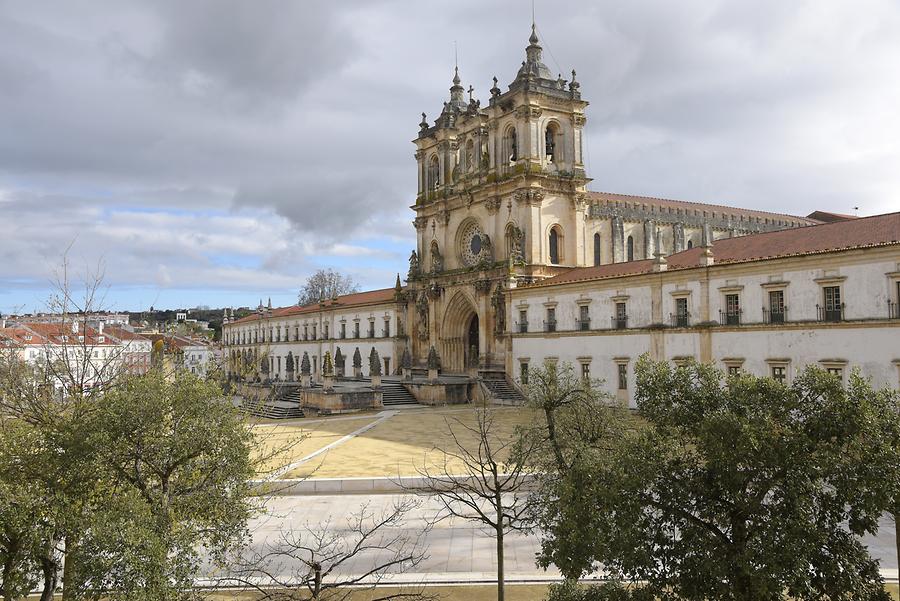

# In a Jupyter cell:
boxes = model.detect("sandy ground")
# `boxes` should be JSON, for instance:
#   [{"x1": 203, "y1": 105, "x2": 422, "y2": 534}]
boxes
[
  {"x1": 251, "y1": 414, "x2": 381, "y2": 476},
  {"x1": 278, "y1": 406, "x2": 542, "y2": 479}
]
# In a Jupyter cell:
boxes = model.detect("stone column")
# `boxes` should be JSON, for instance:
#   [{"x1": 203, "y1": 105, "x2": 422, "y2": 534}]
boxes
[{"x1": 612, "y1": 216, "x2": 624, "y2": 263}]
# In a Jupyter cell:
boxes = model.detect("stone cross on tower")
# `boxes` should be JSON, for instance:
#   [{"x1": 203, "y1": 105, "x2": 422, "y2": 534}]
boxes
[{"x1": 467, "y1": 85, "x2": 474, "y2": 101}]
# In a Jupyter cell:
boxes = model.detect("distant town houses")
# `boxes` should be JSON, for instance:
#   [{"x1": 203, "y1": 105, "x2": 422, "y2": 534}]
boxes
[{"x1": 0, "y1": 311, "x2": 221, "y2": 386}]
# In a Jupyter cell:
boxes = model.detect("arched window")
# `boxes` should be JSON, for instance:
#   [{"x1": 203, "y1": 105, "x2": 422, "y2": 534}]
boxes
[
  {"x1": 687, "y1": 239, "x2": 693, "y2": 249},
  {"x1": 428, "y1": 155, "x2": 440, "y2": 190},
  {"x1": 549, "y1": 226, "x2": 562, "y2": 264},
  {"x1": 593, "y1": 232, "x2": 602, "y2": 266},
  {"x1": 507, "y1": 126, "x2": 518, "y2": 163},
  {"x1": 545, "y1": 122, "x2": 559, "y2": 162},
  {"x1": 626, "y1": 235, "x2": 635, "y2": 262}
]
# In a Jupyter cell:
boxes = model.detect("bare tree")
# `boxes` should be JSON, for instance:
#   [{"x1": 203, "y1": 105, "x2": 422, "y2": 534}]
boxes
[
  {"x1": 223, "y1": 499, "x2": 433, "y2": 601},
  {"x1": 298, "y1": 269, "x2": 359, "y2": 306},
  {"x1": 412, "y1": 407, "x2": 539, "y2": 601}
]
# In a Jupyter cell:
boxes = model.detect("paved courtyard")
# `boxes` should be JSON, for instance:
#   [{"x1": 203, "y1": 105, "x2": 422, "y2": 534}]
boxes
[
  {"x1": 252, "y1": 406, "x2": 539, "y2": 479},
  {"x1": 209, "y1": 492, "x2": 900, "y2": 586}
]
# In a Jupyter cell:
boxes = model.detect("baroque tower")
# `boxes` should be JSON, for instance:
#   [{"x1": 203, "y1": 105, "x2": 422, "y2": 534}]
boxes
[{"x1": 405, "y1": 24, "x2": 588, "y2": 373}]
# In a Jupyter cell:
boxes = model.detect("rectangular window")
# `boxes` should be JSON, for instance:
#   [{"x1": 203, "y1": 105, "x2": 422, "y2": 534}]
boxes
[
  {"x1": 822, "y1": 286, "x2": 842, "y2": 321},
  {"x1": 384, "y1": 357, "x2": 390, "y2": 375},
  {"x1": 768, "y1": 290, "x2": 785, "y2": 324},
  {"x1": 354, "y1": 322, "x2": 360, "y2": 338},
  {"x1": 675, "y1": 297, "x2": 689, "y2": 327},
  {"x1": 340, "y1": 323, "x2": 346, "y2": 338},
  {"x1": 614, "y1": 302, "x2": 627, "y2": 329},
  {"x1": 771, "y1": 365, "x2": 786, "y2": 383},
  {"x1": 312, "y1": 325, "x2": 317, "y2": 339},
  {"x1": 384, "y1": 319, "x2": 391, "y2": 337},
  {"x1": 727, "y1": 365, "x2": 740, "y2": 377},
  {"x1": 520, "y1": 362, "x2": 529, "y2": 385},
  {"x1": 368, "y1": 322, "x2": 375, "y2": 338},
  {"x1": 519, "y1": 310, "x2": 528, "y2": 333},
  {"x1": 827, "y1": 367, "x2": 844, "y2": 379},
  {"x1": 724, "y1": 294, "x2": 741, "y2": 325},
  {"x1": 303, "y1": 326, "x2": 308, "y2": 341},
  {"x1": 324, "y1": 324, "x2": 329, "y2": 339},
  {"x1": 617, "y1": 364, "x2": 628, "y2": 390},
  {"x1": 581, "y1": 362, "x2": 590, "y2": 380},
  {"x1": 546, "y1": 308, "x2": 556, "y2": 332},
  {"x1": 313, "y1": 356, "x2": 318, "y2": 373},
  {"x1": 294, "y1": 326, "x2": 299, "y2": 341},
  {"x1": 578, "y1": 305, "x2": 590, "y2": 331}
]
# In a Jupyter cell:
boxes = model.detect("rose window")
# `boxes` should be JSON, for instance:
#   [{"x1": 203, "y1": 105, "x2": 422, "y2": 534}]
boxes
[{"x1": 459, "y1": 221, "x2": 487, "y2": 266}]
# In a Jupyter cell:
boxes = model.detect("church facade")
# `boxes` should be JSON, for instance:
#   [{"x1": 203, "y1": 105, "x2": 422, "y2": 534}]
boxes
[
  {"x1": 222, "y1": 26, "x2": 900, "y2": 403},
  {"x1": 404, "y1": 25, "x2": 813, "y2": 374}
]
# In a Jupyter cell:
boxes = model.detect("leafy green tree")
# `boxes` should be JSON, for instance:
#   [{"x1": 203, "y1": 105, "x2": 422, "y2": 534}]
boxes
[
  {"x1": 520, "y1": 362, "x2": 628, "y2": 581},
  {"x1": 536, "y1": 357, "x2": 900, "y2": 601},
  {"x1": 91, "y1": 370, "x2": 256, "y2": 599}
]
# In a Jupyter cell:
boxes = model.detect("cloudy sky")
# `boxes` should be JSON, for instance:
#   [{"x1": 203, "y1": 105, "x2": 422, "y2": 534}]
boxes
[{"x1": 2, "y1": 0, "x2": 899, "y2": 314}]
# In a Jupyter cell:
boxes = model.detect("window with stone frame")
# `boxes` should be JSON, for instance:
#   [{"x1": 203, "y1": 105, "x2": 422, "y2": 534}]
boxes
[
  {"x1": 675, "y1": 297, "x2": 689, "y2": 327},
  {"x1": 384, "y1": 318, "x2": 391, "y2": 337},
  {"x1": 354, "y1": 321, "x2": 360, "y2": 338},
  {"x1": 626, "y1": 235, "x2": 635, "y2": 261},
  {"x1": 340, "y1": 322, "x2": 346, "y2": 339},
  {"x1": 767, "y1": 290, "x2": 786, "y2": 323},
  {"x1": 549, "y1": 227, "x2": 562, "y2": 264},
  {"x1": 580, "y1": 362, "x2": 591, "y2": 381},
  {"x1": 614, "y1": 302, "x2": 628, "y2": 329},
  {"x1": 726, "y1": 294, "x2": 741, "y2": 324},
  {"x1": 303, "y1": 326, "x2": 308, "y2": 341},
  {"x1": 384, "y1": 357, "x2": 390, "y2": 375},
  {"x1": 368, "y1": 320, "x2": 375, "y2": 338},
  {"x1": 617, "y1": 363, "x2": 628, "y2": 390},
  {"x1": 312, "y1": 324, "x2": 317, "y2": 339},
  {"x1": 520, "y1": 361, "x2": 529, "y2": 385},
  {"x1": 545, "y1": 307, "x2": 556, "y2": 332},
  {"x1": 771, "y1": 365, "x2": 787, "y2": 383},
  {"x1": 518, "y1": 309, "x2": 528, "y2": 333},
  {"x1": 593, "y1": 232, "x2": 602, "y2": 266},
  {"x1": 821, "y1": 285, "x2": 843, "y2": 322},
  {"x1": 578, "y1": 305, "x2": 590, "y2": 331}
]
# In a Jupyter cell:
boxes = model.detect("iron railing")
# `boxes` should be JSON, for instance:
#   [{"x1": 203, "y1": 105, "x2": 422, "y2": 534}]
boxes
[
  {"x1": 612, "y1": 316, "x2": 628, "y2": 330},
  {"x1": 817, "y1": 304, "x2": 844, "y2": 322},
  {"x1": 719, "y1": 309, "x2": 742, "y2": 326},
  {"x1": 670, "y1": 313, "x2": 691, "y2": 328},
  {"x1": 763, "y1": 307, "x2": 787, "y2": 324},
  {"x1": 576, "y1": 318, "x2": 591, "y2": 331},
  {"x1": 544, "y1": 319, "x2": 557, "y2": 333}
]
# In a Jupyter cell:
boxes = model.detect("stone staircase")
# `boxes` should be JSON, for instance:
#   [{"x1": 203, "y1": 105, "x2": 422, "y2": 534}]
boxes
[
  {"x1": 481, "y1": 377, "x2": 526, "y2": 405},
  {"x1": 239, "y1": 387, "x2": 304, "y2": 419},
  {"x1": 380, "y1": 381, "x2": 420, "y2": 407}
]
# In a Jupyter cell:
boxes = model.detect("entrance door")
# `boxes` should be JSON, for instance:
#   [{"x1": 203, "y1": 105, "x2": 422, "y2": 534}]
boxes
[{"x1": 466, "y1": 314, "x2": 480, "y2": 368}]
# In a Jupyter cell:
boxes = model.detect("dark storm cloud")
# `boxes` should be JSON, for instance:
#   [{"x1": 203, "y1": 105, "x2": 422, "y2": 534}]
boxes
[{"x1": 2, "y1": 0, "x2": 900, "y2": 311}]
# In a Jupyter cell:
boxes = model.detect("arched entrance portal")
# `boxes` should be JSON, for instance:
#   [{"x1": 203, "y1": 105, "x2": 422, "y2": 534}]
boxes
[
  {"x1": 440, "y1": 291, "x2": 482, "y2": 373},
  {"x1": 465, "y1": 314, "x2": 480, "y2": 368}
]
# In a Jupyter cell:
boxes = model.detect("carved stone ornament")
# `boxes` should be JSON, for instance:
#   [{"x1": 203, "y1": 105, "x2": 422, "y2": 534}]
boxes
[
  {"x1": 430, "y1": 243, "x2": 444, "y2": 273},
  {"x1": 408, "y1": 250, "x2": 420, "y2": 280},
  {"x1": 427, "y1": 345, "x2": 441, "y2": 370},
  {"x1": 436, "y1": 208, "x2": 451, "y2": 225},
  {"x1": 571, "y1": 193, "x2": 587, "y2": 211},
  {"x1": 414, "y1": 217, "x2": 429, "y2": 231},
  {"x1": 515, "y1": 189, "x2": 544, "y2": 206},
  {"x1": 474, "y1": 279, "x2": 493, "y2": 294},
  {"x1": 416, "y1": 291, "x2": 429, "y2": 340},
  {"x1": 427, "y1": 282, "x2": 443, "y2": 300},
  {"x1": 492, "y1": 284, "x2": 507, "y2": 335},
  {"x1": 571, "y1": 114, "x2": 587, "y2": 127},
  {"x1": 485, "y1": 197, "x2": 501, "y2": 215}
]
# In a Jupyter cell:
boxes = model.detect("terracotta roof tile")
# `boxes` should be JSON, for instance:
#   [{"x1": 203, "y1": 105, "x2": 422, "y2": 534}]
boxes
[
  {"x1": 229, "y1": 287, "x2": 399, "y2": 325},
  {"x1": 531, "y1": 211, "x2": 900, "y2": 288}
]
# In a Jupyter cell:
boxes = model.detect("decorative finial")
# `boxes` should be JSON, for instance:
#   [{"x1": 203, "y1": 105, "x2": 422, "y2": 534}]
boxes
[
  {"x1": 490, "y1": 76, "x2": 500, "y2": 97},
  {"x1": 419, "y1": 112, "x2": 428, "y2": 130},
  {"x1": 453, "y1": 65, "x2": 461, "y2": 86},
  {"x1": 529, "y1": 23, "x2": 539, "y2": 45}
]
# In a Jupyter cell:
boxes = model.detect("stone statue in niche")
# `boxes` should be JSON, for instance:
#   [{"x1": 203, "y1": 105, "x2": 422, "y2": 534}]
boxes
[
  {"x1": 408, "y1": 250, "x2": 420, "y2": 279},
  {"x1": 431, "y1": 244, "x2": 444, "y2": 273},
  {"x1": 416, "y1": 291, "x2": 429, "y2": 340},
  {"x1": 491, "y1": 285, "x2": 506, "y2": 335}
]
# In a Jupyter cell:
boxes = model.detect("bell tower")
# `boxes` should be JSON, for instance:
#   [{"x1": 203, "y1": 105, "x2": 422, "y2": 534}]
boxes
[{"x1": 405, "y1": 23, "x2": 590, "y2": 374}]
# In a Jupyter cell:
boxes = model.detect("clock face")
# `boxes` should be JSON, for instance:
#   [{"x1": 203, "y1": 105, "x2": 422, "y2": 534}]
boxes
[{"x1": 459, "y1": 221, "x2": 486, "y2": 266}]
